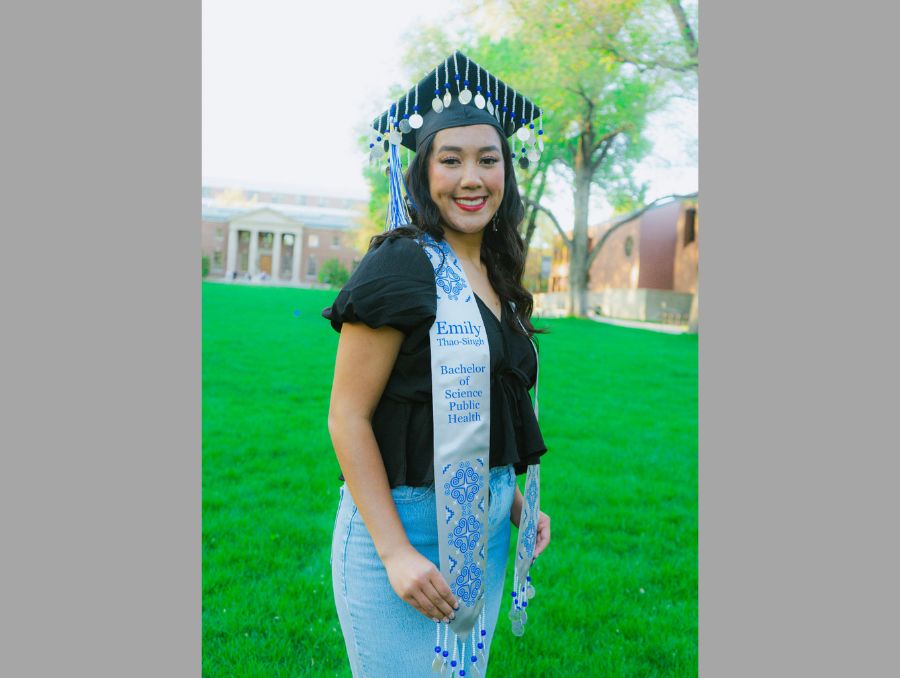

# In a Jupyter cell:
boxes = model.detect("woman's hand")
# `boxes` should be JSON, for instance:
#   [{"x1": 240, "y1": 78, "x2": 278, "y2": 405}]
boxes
[
  {"x1": 382, "y1": 544, "x2": 460, "y2": 622},
  {"x1": 533, "y1": 511, "x2": 551, "y2": 558}
]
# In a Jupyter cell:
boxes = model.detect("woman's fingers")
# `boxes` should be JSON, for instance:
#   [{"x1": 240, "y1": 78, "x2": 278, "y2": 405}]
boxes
[
  {"x1": 424, "y1": 579, "x2": 457, "y2": 620},
  {"x1": 410, "y1": 588, "x2": 446, "y2": 621},
  {"x1": 430, "y1": 571, "x2": 460, "y2": 611},
  {"x1": 533, "y1": 512, "x2": 551, "y2": 557}
]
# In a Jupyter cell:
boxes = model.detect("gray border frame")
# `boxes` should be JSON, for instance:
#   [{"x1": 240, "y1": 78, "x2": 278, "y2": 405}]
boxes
[
  {"x1": 700, "y1": 1, "x2": 898, "y2": 675},
  {"x1": 3, "y1": 0, "x2": 898, "y2": 675},
  {"x1": 2, "y1": 2, "x2": 200, "y2": 675}
]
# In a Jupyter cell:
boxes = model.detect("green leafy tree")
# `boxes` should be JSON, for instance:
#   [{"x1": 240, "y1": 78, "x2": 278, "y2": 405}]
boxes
[
  {"x1": 357, "y1": 0, "x2": 697, "y2": 316},
  {"x1": 318, "y1": 258, "x2": 350, "y2": 288},
  {"x1": 469, "y1": 2, "x2": 666, "y2": 315}
]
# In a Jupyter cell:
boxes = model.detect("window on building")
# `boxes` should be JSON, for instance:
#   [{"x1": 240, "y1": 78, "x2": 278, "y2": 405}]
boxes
[
  {"x1": 308, "y1": 234, "x2": 319, "y2": 247},
  {"x1": 307, "y1": 255, "x2": 317, "y2": 277},
  {"x1": 212, "y1": 251, "x2": 223, "y2": 271},
  {"x1": 683, "y1": 208, "x2": 697, "y2": 246},
  {"x1": 332, "y1": 235, "x2": 340, "y2": 248},
  {"x1": 284, "y1": 233, "x2": 295, "y2": 247},
  {"x1": 624, "y1": 236, "x2": 634, "y2": 257}
]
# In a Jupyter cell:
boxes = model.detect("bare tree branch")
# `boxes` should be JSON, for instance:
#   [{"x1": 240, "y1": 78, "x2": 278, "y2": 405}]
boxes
[
  {"x1": 668, "y1": 0, "x2": 698, "y2": 59},
  {"x1": 522, "y1": 197, "x2": 571, "y2": 248}
]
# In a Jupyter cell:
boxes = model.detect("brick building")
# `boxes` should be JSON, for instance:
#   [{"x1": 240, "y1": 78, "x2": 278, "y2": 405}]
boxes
[
  {"x1": 201, "y1": 183, "x2": 366, "y2": 284},
  {"x1": 545, "y1": 194, "x2": 698, "y2": 322}
]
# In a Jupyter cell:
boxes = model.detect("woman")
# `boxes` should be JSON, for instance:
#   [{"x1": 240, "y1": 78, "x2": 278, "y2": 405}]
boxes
[{"x1": 324, "y1": 52, "x2": 550, "y2": 677}]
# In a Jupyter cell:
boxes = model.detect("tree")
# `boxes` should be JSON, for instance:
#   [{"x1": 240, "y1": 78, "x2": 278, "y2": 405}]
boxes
[
  {"x1": 318, "y1": 258, "x2": 350, "y2": 288},
  {"x1": 487, "y1": 0, "x2": 698, "y2": 315},
  {"x1": 356, "y1": 1, "x2": 697, "y2": 317},
  {"x1": 471, "y1": 1, "x2": 669, "y2": 315}
]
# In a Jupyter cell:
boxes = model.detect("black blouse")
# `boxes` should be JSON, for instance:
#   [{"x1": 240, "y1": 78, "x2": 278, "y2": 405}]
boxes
[{"x1": 322, "y1": 235, "x2": 547, "y2": 487}]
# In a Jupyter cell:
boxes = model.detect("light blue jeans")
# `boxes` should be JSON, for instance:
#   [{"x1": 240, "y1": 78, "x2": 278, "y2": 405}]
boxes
[{"x1": 331, "y1": 464, "x2": 516, "y2": 677}]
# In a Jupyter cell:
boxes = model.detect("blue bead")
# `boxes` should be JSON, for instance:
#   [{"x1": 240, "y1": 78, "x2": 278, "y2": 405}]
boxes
[
  {"x1": 477, "y1": 642, "x2": 484, "y2": 649},
  {"x1": 443, "y1": 651, "x2": 449, "y2": 658},
  {"x1": 480, "y1": 630, "x2": 486, "y2": 636},
  {"x1": 471, "y1": 656, "x2": 477, "y2": 662},
  {"x1": 451, "y1": 660, "x2": 457, "y2": 667},
  {"x1": 530, "y1": 123, "x2": 535, "y2": 129},
  {"x1": 376, "y1": 136, "x2": 382, "y2": 141},
  {"x1": 435, "y1": 646, "x2": 441, "y2": 653},
  {"x1": 511, "y1": 591, "x2": 516, "y2": 597},
  {"x1": 413, "y1": 105, "x2": 419, "y2": 111},
  {"x1": 445, "y1": 83, "x2": 451, "y2": 89},
  {"x1": 454, "y1": 74, "x2": 460, "y2": 79},
  {"x1": 369, "y1": 143, "x2": 374, "y2": 148},
  {"x1": 526, "y1": 576, "x2": 531, "y2": 581},
  {"x1": 522, "y1": 601, "x2": 528, "y2": 607},
  {"x1": 464, "y1": 80, "x2": 469, "y2": 86},
  {"x1": 476, "y1": 85, "x2": 482, "y2": 91},
  {"x1": 502, "y1": 106, "x2": 507, "y2": 112},
  {"x1": 435, "y1": 89, "x2": 440, "y2": 96},
  {"x1": 538, "y1": 130, "x2": 543, "y2": 135},
  {"x1": 459, "y1": 671, "x2": 465, "y2": 677}
]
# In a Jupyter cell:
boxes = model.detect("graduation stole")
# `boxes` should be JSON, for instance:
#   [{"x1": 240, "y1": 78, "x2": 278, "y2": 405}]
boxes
[{"x1": 419, "y1": 232, "x2": 540, "y2": 676}]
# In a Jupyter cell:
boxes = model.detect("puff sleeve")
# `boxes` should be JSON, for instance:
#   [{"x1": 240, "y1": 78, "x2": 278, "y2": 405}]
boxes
[{"x1": 322, "y1": 236, "x2": 436, "y2": 334}]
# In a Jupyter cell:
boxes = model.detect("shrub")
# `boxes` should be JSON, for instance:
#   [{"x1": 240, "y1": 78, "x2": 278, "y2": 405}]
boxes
[
  {"x1": 202, "y1": 255, "x2": 210, "y2": 277},
  {"x1": 317, "y1": 258, "x2": 349, "y2": 288}
]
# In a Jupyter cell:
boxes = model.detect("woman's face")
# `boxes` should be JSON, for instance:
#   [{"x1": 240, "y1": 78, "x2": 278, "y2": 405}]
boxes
[{"x1": 427, "y1": 124, "x2": 505, "y2": 236}]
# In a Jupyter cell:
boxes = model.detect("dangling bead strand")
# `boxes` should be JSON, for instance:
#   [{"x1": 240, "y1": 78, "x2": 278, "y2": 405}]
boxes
[
  {"x1": 432, "y1": 620, "x2": 444, "y2": 673},
  {"x1": 443, "y1": 57, "x2": 452, "y2": 108},
  {"x1": 432, "y1": 66, "x2": 444, "y2": 113},
  {"x1": 473, "y1": 60, "x2": 484, "y2": 108}
]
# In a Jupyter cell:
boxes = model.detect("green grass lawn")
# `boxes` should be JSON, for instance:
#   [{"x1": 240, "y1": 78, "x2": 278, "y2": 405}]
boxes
[{"x1": 203, "y1": 281, "x2": 697, "y2": 677}]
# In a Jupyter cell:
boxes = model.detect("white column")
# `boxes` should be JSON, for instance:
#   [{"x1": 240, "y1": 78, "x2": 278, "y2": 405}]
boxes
[
  {"x1": 248, "y1": 228, "x2": 259, "y2": 277},
  {"x1": 226, "y1": 224, "x2": 239, "y2": 278},
  {"x1": 271, "y1": 230, "x2": 282, "y2": 282},
  {"x1": 291, "y1": 229, "x2": 302, "y2": 285}
]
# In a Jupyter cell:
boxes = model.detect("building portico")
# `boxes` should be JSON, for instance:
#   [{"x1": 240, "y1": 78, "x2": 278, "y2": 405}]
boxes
[{"x1": 225, "y1": 208, "x2": 304, "y2": 283}]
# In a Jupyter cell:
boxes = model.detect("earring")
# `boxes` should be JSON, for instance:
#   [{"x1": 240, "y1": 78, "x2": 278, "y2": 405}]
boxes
[{"x1": 492, "y1": 213, "x2": 499, "y2": 232}]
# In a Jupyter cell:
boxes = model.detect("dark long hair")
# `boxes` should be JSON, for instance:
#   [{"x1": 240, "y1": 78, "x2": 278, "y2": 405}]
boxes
[{"x1": 369, "y1": 128, "x2": 543, "y2": 336}]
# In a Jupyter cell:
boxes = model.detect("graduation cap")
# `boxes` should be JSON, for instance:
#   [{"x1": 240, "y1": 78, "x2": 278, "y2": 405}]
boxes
[{"x1": 367, "y1": 51, "x2": 546, "y2": 230}]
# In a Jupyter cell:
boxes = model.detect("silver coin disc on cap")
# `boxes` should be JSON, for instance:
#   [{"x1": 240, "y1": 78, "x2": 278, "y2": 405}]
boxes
[
  {"x1": 409, "y1": 113, "x2": 424, "y2": 129},
  {"x1": 528, "y1": 148, "x2": 539, "y2": 162},
  {"x1": 443, "y1": 91, "x2": 452, "y2": 108},
  {"x1": 474, "y1": 93, "x2": 486, "y2": 109},
  {"x1": 538, "y1": 137, "x2": 545, "y2": 151},
  {"x1": 459, "y1": 89, "x2": 472, "y2": 105},
  {"x1": 486, "y1": 99, "x2": 495, "y2": 115},
  {"x1": 398, "y1": 119, "x2": 412, "y2": 134},
  {"x1": 516, "y1": 126, "x2": 530, "y2": 141},
  {"x1": 432, "y1": 97, "x2": 444, "y2": 113},
  {"x1": 390, "y1": 129, "x2": 402, "y2": 145}
]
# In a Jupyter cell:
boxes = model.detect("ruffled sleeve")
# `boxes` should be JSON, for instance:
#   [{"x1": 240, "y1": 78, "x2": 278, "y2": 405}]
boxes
[{"x1": 322, "y1": 236, "x2": 436, "y2": 334}]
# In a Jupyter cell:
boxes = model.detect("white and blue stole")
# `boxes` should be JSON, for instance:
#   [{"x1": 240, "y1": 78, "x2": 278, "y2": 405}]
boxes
[{"x1": 419, "y1": 232, "x2": 540, "y2": 676}]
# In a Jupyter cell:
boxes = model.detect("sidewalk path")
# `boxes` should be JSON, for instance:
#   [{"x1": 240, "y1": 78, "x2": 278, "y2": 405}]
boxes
[{"x1": 586, "y1": 312, "x2": 692, "y2": 334}]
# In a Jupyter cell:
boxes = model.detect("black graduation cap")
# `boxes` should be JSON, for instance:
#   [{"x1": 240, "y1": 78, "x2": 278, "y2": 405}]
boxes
[{"x1": 369, "y1": 50, "x2": 545, "y2": 167}]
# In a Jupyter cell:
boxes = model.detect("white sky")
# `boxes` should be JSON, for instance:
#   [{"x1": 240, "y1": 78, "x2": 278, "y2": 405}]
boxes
[{"x1": 202, "y1": 0, "x2": 697, "y2": 225}]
